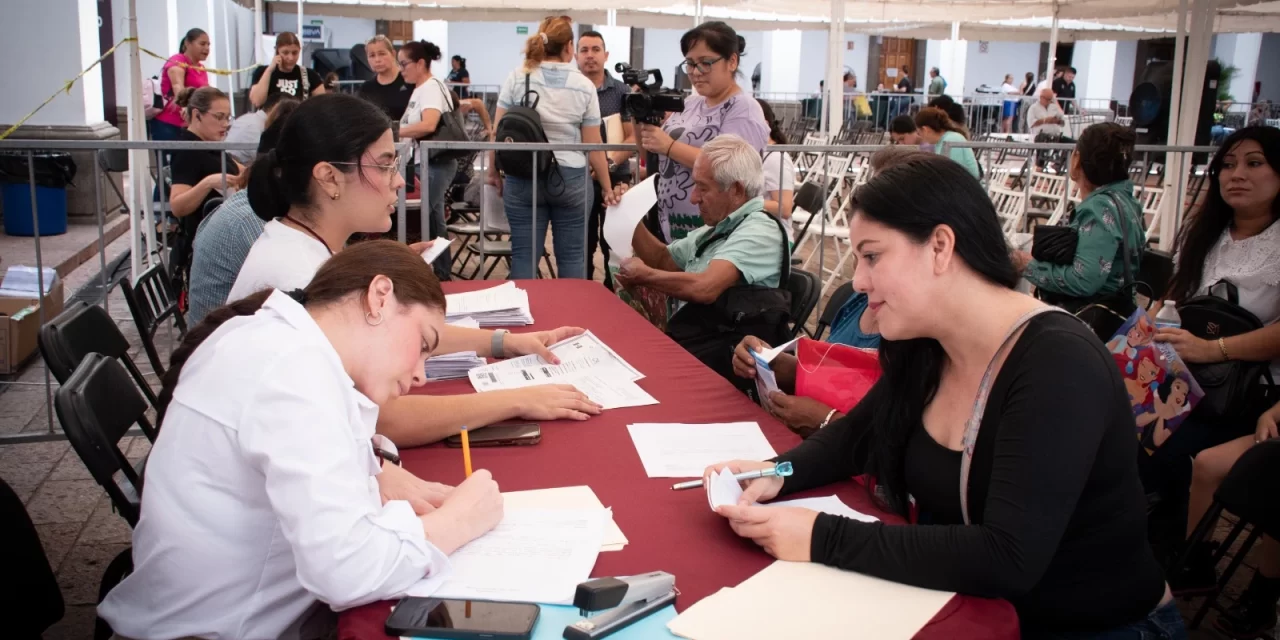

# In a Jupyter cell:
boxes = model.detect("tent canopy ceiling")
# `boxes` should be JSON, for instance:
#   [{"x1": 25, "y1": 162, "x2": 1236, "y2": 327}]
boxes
[{"x1": 268, "y1": 0, "x2": 1280, "y2": 35}]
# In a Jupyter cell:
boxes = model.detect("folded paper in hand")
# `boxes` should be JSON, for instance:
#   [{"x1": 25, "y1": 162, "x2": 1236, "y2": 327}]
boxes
[
  {"x1": 603, "y1": 175, "x2": 658, "y2": 265},
  {"x1": 706, "y1": 468, "x2": 878, "y2": 522}
]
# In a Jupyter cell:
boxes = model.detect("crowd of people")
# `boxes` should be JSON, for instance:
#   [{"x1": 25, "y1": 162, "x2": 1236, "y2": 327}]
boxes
[{"x1": 100, "y1": 16, "x2": 1280, "y2": 640}]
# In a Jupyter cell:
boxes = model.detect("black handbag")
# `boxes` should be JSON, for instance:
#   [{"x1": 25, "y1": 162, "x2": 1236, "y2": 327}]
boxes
[
  {"x1": 425, "y1": 79, "x2": 471, "y2": 162},
  {"x1": 1179, "y1": 281, "x2": 1277, "y2": 422},
  {"x1": 1064, "y1": 192, "x2": 1148, "y2": 341},
  {"x1": 1031, "y1": 224, "x2": 1078, "y2": 265}
]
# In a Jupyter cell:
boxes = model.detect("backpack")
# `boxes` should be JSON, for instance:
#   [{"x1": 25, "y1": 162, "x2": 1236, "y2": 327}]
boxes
[
  {"x1": 494, "y1": 74, "x2": 553, "y2": 180},
  {"x1": 1179, "y1": 281, "x2": 1277, "y2": 422},
  {"x1": 666, "y1": 209, "x2": 793, "y2": 384}
]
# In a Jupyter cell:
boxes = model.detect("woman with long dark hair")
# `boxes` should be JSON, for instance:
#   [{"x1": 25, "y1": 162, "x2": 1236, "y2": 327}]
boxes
[
  {"x1": 249, "y1": 32, "x2": 326, "y2": 107},
  {"x1": 154, "y1": 28, "x2": 210, "y2": 142},
  {"x1": 99, "y1": 241, "x2": 504, "y2": 639},
  {"x1": 1142, "y1": 126, "x2": 1280, "y2": 578},
  {"x1": 705, "y1": 154, "x2": 1179, "y2": 637},
  {"x1": 228, "y1": 93, "x2": 602, "y2": 446},
  {"x1": 447, "y1": 55, "x2": 471, "y2": 98}
]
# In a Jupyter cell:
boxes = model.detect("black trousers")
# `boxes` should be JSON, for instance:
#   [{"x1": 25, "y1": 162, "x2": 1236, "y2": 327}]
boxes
[{"x1": 586, "y1": 179, "x2": 616, "y2": 290}]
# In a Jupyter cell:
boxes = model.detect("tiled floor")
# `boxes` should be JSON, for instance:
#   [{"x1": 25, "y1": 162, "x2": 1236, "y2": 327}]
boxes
[{"x1": 0, "y1": 220, "x2": 1272, "y2": 639}]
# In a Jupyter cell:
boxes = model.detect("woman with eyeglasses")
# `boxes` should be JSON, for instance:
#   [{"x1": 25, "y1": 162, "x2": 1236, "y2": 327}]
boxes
[
  {"x1": 639, "y1": 21, "x2": 770, "y2": 242},
  {"x1": 229, "y1": 93, "x2": 603, "y2": 447},
  {"x1": 168, "y1": 86, "x2": 238, "y2": 220}
]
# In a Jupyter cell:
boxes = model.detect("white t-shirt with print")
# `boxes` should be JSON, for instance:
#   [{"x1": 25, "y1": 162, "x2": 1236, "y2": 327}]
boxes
[
  {"x1": 763, "y1": 150, "x2": 797, "y2": 244},
  {"x1": 497, "y1": 62, "x2": 601, "y2": 168},
  {"x1": 402, "y1": 77, "x2": 455, "y2": 160},
  {"x1": 228, "y1": 220, "x2": 331, "y2": 303}
]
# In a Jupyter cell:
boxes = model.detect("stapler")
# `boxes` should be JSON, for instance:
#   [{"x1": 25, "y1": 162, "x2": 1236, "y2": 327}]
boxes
[{"x1": 563, "y1": 571, "x2": 677, "y2": 640}]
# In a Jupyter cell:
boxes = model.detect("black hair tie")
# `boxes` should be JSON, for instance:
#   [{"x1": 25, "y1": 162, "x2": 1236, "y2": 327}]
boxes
[{"x1": 286, "y1": 288, "x2": 308, "y2": 305}]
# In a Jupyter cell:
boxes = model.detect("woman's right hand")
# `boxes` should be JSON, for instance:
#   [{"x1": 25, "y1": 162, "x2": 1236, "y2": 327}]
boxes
[
  {"x1": 502, "y1": 384, "x2": 603, "y2": 421},
  {"x1": 733, "y1": 336, "x2": 770, "y2": 380},
  {"x1": 702, "y1": 460, "x2": 784, "y2": 505},
  {"x1": 270, "y1": 54, "x2": 282, "y2": 70},
  {"x1": 422, "y1": 469, "x2": 504, "y2": 554}
]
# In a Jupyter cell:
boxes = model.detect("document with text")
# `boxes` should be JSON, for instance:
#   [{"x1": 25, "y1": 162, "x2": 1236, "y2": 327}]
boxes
[{"x1": 628, "y1": 423, "x2": 778, "y2": 478}]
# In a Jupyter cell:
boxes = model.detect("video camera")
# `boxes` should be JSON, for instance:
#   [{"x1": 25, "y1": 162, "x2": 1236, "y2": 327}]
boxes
[{"x1": 616, "y1": 62, "x2": 685, "y2": 126}]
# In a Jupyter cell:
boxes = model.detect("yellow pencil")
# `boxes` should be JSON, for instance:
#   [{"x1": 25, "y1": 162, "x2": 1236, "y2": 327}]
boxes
[{"x1": 460, "y1": 426, "x2": 473, "y2": 478}]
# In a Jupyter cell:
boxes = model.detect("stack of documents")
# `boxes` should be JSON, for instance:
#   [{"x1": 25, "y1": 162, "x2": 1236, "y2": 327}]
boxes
[
  {"x1": 407, "y1": 507, "x2": 609, "y2": 605},
  {"x1": 424, "y1": 351, "x2": 486, "y2": 381},
  {"x1": 503, "y1": 486, "x2": 629, "y2": 552},
  {"x1": 667, "y1": 561, "x2": 955, "y2": 640},
  {"x1": 0, "y1": 266, "x2": 58, "y2": 298},
  {"x1": 469, "y1": 331, "x2": 658, "y2": 410},
  {"x1": 627, "y1": 423, "x2": 777, "y2": 478},
  {"x1": 705, "y1": 467, "x2": 879, "y2": 523},
  {"x1": 444, "y1": 282, "x2": 534, "y2": 326}
]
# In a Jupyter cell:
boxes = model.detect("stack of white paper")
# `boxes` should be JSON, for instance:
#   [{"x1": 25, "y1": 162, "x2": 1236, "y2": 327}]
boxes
[
  {"x1": 0, "y1": 266, "x2": 58, "y2": 298},
  {"x1": 667, "y1": 561, "x2": 954, "y2": 640},
  {"x1": 706, "y1": 468, "x2": 879, "y2": 523},
  {"x1": 468, "y1": 331, "x2": 657, "y2": 410},
  {"x1": 407, "y1": 508, "x2": 608, "y2": 605},
  {"x1": 444, "y1": 282, "x2": 534, "y2": 326},
  {"x1": 627, "y1": 423, "x2": 778, "y2": 478},
  {"x1": 424, "y1": 351, "x2": 487, "y2": 381},
  {"x1": 503, "y1": 486, "x2": 629, "y2": 551}
]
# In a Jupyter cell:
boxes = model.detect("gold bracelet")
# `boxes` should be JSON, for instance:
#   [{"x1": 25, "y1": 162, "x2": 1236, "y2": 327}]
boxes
[{"x1": 1218, "y1": 337, "x2": 1230, "y2": 361}]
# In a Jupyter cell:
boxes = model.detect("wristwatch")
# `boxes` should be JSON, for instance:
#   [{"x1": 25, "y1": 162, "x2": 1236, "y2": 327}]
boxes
[
  {"x1": 371, "y1": 434, "x2": 401, "y2": 467},
  {"x1": 491, "y1": 329, "x2": 509, "y2": 359}
]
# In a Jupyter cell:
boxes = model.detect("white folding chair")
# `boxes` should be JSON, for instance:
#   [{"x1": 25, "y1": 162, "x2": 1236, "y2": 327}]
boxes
[{"x1": 989, "y1": 186, "x2": 1028, "y2": 238}]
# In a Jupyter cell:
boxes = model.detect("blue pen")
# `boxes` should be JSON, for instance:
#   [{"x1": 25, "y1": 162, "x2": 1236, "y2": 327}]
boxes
[{"x1": 670, "y1": 461, "x2": 794, "y2": 491}]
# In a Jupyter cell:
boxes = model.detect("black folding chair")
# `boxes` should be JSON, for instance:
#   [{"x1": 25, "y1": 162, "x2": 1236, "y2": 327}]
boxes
[
  {"x1": 1171, "y1": 440, "x2": 1280, "y2": 629},
  {"x1": 786, "y1": 269, "x2": 821, "y2": 338},
  {"x1": 810, "y1": 281, "x2": 857, "y2": 340},
  {"x1": 121, "y1": 260, "x2": 187, "y2": 377},
  {"x1": 39, "y1": 301, "x2": 161, "y2": 428}
]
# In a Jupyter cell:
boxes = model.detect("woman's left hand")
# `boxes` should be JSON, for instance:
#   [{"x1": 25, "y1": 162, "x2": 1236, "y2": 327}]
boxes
[
  {"x1": 503, "y1": 327, "x2": 587, "y2": 363},
  {"x1": 639, "y1": 124, "x2": 674, "y2": 156},
  {"x1": 1154, "y1": 328, "x2": 1222, "y2": 364},
  {"x1": 715, "y1": 504, "x2": 819, "y2": 561},
  {"x1": 377, "y1": 463, "x2": 453, "y2": 515},
  {"x1": 767, "y1": 391, "x2": 837, "y2": 432}
]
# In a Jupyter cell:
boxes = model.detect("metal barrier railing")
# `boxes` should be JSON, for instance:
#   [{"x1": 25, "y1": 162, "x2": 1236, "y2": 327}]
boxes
[{"x1": 0, "y1": 136, "x2": 1222, "y2": 444}]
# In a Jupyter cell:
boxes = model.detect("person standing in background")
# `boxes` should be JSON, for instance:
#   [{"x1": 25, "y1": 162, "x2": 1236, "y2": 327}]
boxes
[
  {"x1": 639, "y1": 21, "x2": 770, "y2": 241},
  {"x1": 757, "y1": 99, "x2": 796, "y2": 246},
  {"x1": 896, "y1": 65, "x2": 913, "y2": 93},
  {"x1": 1053, "y1": 67, "x2": 1078, "y2": 114},
  {"x1": 1001, "y1": 74, "x2": 1021, "y2": 133},
  {"x1": 928, "y1": 67, "x2": 947, "y2": 97},
  {"x1": 155, "y1": 29, "x2": 210, "y2": 142},
  {"x1": 447, "y1": 56, "x2": 471, "y2": 99},
  {"x1": 576, "y1": 30, "x2": 636, "y2": 289},
  {"x1": 250, "y1": 32, "x2": 326, "y2": 108},
  {"x1": 397, "y1": 40, "x2": 458, "y2": 281},
  {"x1": 358, "y1": 35, "x2": 412, "y2": 121},
  {"x1": 1019, "y1": 71, "x2": 1037, "y2": 133}
]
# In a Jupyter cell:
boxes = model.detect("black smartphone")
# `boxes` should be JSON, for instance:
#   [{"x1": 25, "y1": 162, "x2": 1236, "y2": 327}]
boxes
[
  {"x1": 445, "y1": 423, "x2": 541, "y2": 448},
  {"x1": 385, "y1": 597, "x2": 540, "y2": 639}
]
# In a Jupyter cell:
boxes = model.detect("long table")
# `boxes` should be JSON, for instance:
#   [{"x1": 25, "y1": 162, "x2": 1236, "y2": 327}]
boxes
[{"x1": 338, "y1": 279, "x2": 1019, "y2": 639}]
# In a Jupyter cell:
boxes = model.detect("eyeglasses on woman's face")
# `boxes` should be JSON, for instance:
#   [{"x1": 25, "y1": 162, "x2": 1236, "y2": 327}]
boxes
[
  {"x1": 331, "y1": 152, "x2": 403, "y2": 188},
  {"x1": 681, "y1": 57, "x2": 724, "y2": 75}
]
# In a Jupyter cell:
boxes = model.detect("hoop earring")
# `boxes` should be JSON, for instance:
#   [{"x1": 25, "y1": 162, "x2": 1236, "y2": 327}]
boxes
[{"x1": 366, "y1": 311, "x2": 384, "y2": 326}]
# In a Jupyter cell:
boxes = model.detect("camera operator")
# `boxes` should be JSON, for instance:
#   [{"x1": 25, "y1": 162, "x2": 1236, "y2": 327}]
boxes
[
  {"x1": 577, "y1": 30, "x2": 635, "y2": 289},
  {"x1": 638, "y1": 21, "x2": 770, "y2": 242}
]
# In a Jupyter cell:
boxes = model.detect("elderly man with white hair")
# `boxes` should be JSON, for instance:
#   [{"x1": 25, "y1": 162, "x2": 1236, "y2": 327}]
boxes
[
  {"x1": 618, "y1": 134, "x2": 791, "y2": 381},
  {"x1": 1027, "y1": 87, "x2": 1067, "y2": 138}
]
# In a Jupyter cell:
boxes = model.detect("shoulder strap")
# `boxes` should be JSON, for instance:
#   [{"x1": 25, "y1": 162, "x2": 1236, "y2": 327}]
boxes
[
  {"x1": 692, "y1": 207, "x2": 791, "y2": 284},
  {"x1": 1101, "y1": 191, "x2": 1137, "y2": 288},
  {"x1": 959, "y1": 305, "x2": 1071, "y2": 525},
  {"x1": 301, "y1": 65, "x2": 310, "y2": 95}
]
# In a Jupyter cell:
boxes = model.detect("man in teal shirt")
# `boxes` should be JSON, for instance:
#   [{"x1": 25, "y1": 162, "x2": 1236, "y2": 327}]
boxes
[
  {"x1": 928, "y1": 67, "x2": 947, "y2": 97},
  {"x1": 618, "y1": 135, "x2": 787, "y2": 313}
]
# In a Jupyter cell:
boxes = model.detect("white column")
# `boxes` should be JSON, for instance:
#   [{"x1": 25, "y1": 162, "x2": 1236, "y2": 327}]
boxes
[
  {"x1": 1045, "y1": 7, "x2": 1060, "y2": 82},
  {"x1": 296, "y1": 0, "x2": 304, "y2": 35},
  {"x1": 764, "y1": 30, "x2": 802, "y2": 95},
  {"x1": 938, "y1": 22, "x2": 967, "y2": 96},
  {"x1": 0, "y1": 0, "x2": 107, "y2": 126},
  {"x1": 824, "y1": 0, "x2": 845, "y2": 134},
  {"x1": 414, "y1": 20, "x2": 449, "y2": 67},
  {"x1": 1073, "y1": 41, "x2": 1116, "y2": 104},
  {"x1": 255, "y1": 0, "x2": 264, "y2": 62},
  {"x1": 1214, "y1": 33, "x2": 1263, "y2": 106}
]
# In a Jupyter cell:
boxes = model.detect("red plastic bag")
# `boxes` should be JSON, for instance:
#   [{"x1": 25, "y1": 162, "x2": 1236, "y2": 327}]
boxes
[{"x1": 794, "y1": 337, "x2": 881, "y2": 413}]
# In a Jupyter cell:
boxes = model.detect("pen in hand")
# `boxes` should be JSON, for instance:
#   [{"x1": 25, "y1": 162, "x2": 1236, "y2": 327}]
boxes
[{"x1": 671, "y1": 461, "x2": 793, "y2": 491}]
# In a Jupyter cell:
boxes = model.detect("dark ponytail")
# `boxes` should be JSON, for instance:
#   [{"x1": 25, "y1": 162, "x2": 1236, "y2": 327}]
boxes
[
  {"x1": 157, "y1": 240, "x2": 448, "y2": 428},
  {"x1": 179, "y1": 28, "x2": 207, "y2": 55},
  {"x1": 756, "y1": 98, "x2": 787, "y2": 145},
  {"x1": 852, "y1": 155, "x2": 1018, "y2": 516},
  {"x1": 401, "y1": 40, "x2": 443, "y2": 67},
  {"x1": 246, "y1": 93, "x2": 392, "y2": 222}
]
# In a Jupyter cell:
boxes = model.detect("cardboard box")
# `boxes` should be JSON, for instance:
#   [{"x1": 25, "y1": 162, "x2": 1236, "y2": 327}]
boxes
[{"x1": 0, "y1": 281, "x2": 64, "y2": 374}]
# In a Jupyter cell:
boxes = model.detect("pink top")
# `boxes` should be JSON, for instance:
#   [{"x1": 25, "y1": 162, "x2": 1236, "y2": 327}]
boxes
[{"x1": 158, "y1": 53, "x2": 209, "y2": 127}]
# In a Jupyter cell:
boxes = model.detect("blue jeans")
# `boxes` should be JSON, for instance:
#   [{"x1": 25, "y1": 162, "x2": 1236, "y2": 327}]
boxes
[
  {"x1": 424, "y1": 157, "x2": 457, "y2": 281},
  {"x1": 1027, "y1": 601, "x2": 1187, "y2": 640},
  {"x1": 503, "y1": 166, "x2": 591, "y2": 280}
]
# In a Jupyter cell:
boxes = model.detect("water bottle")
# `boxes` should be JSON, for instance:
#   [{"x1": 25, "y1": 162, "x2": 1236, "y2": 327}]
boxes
[{"x1": 1154, "y1": 301, "x2": 1181, "y2": 330}]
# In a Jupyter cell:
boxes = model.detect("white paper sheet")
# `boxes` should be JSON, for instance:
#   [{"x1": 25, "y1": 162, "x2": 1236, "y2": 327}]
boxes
[
  {"x1": 627, "y1": 423, "x2": 777, "y2": 478},
  {"x1": 475, "y1": 331, "x2": 643, "y2": 381},
  {"x1": 502, "y1": 486, "x2": 629, "y2": 551},
  {"x1": 408, "y1": 508, "x2": 607, "y2": 605},
  {"x1": 447, "y1": 316, "x2": 481, "y2": 329},
  {"x1": 420, "y1": 237, "x2": 455, "y2": 264},
  {"x1": 444, "y1": 282, "x2": 534, "y2": 326},
  {"x1": 603, "y1": 175, "x2": 658, "y2": 265},
  {"x1": 667, "y1": 561, "x2": 954, "y2": 640}
]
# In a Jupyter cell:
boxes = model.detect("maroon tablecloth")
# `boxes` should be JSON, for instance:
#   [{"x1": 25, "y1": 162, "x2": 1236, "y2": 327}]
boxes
[{"x1": 338, "y1": 279, "x2": 1019, "y2": 640}]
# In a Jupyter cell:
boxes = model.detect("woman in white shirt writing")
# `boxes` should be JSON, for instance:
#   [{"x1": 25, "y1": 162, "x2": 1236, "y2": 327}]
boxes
[
  {"x1": 99, "y1": 240, "x2": 504, "y2": 639},
  {"x1": 229, "y1": 93, "x2": 602, "y2": 448}
]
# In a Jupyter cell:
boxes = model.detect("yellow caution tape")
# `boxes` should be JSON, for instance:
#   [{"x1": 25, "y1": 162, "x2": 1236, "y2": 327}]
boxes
[{"x1": 1, "y1": 37, "x2": 259, "y2": 141}]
